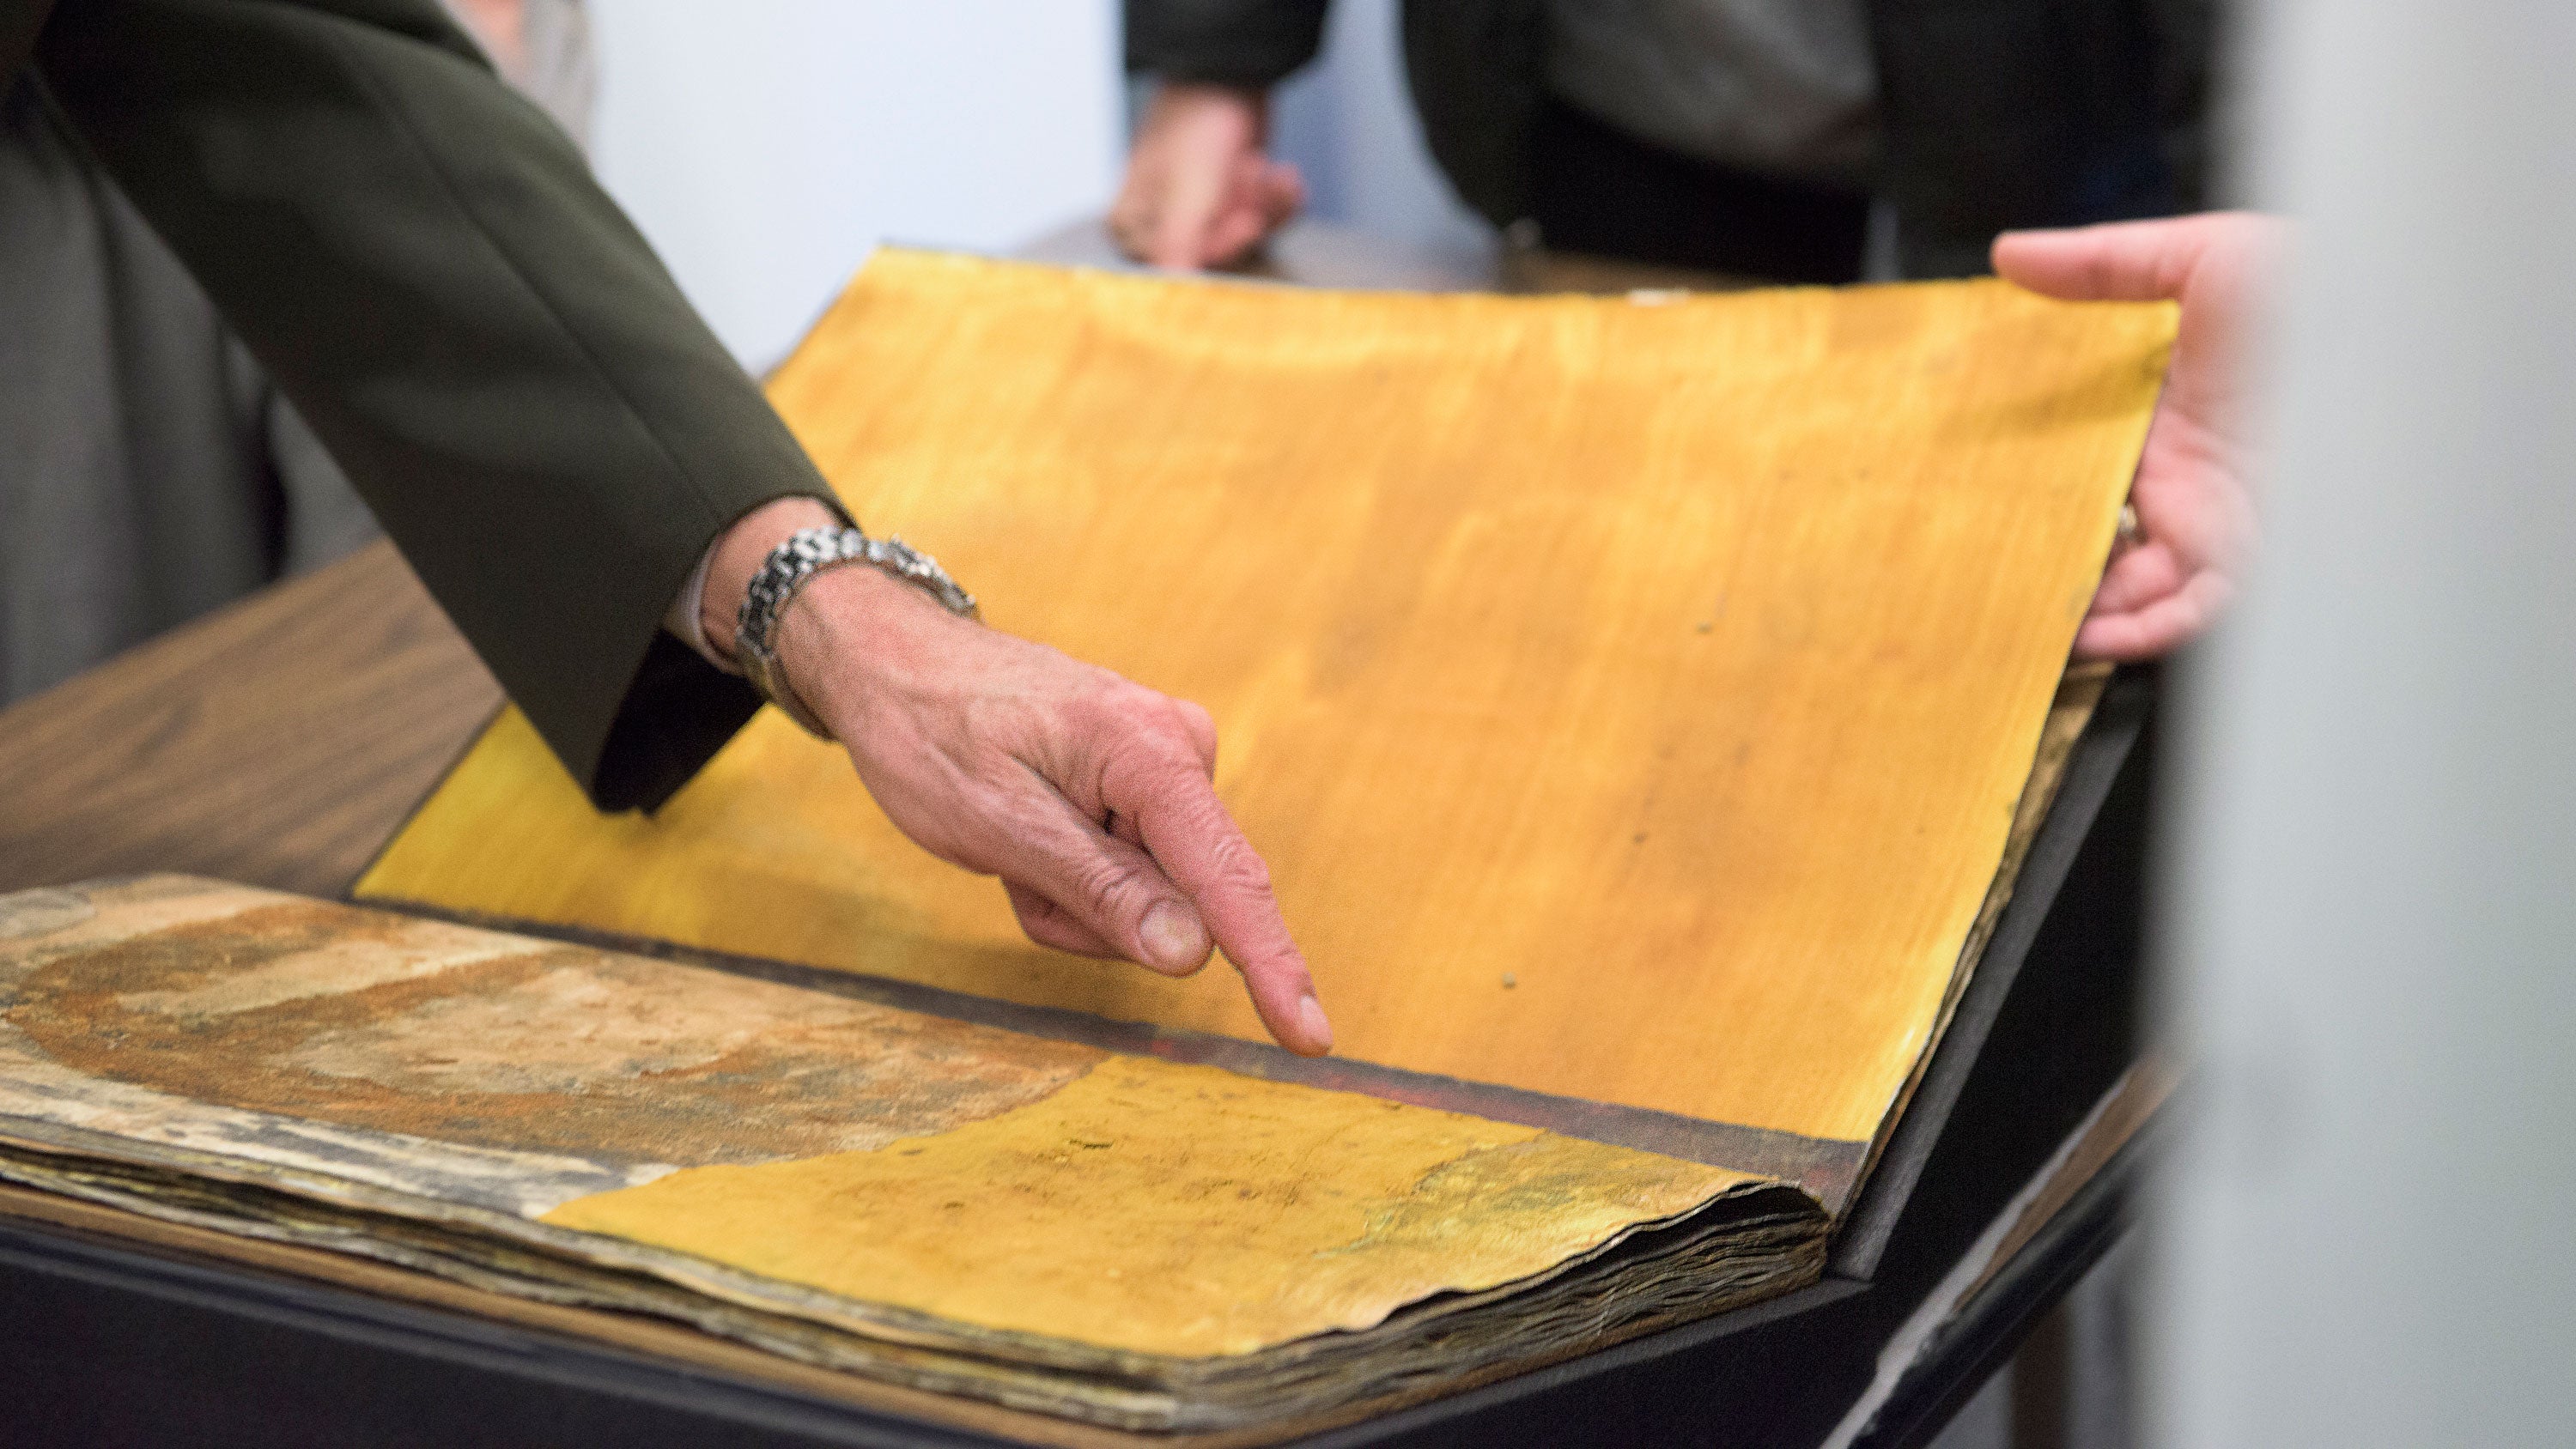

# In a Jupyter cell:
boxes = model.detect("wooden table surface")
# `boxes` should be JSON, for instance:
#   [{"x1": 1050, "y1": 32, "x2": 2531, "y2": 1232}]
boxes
[{"x1": 0, "y1": 542, "x2": 498, "y2": 898}]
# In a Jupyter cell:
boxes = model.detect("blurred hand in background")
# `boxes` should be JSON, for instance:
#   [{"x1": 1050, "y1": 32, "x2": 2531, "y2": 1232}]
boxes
[{"x1": 1110, "y1": 82, "x2": 1304, "y2": 270}]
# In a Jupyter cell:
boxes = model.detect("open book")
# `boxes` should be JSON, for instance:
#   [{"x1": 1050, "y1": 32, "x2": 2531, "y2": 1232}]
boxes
[{"x1": 0, "y1": 256, "x2": 2170, "y2": 1436}]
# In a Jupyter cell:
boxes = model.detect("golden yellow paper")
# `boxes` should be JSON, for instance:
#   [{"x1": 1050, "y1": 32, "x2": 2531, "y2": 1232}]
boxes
[
  {"x1": 542, "y1": 1054, "x2": 1755, "y2": 1358},
  {"x1": 362, "y1": 252, "x2": 2172, "y2": 1145}
]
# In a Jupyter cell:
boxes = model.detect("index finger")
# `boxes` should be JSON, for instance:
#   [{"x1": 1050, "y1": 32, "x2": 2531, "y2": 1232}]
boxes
[{"x1": 1103, "y1": 751, "x2": 1331, "y2": 1055}]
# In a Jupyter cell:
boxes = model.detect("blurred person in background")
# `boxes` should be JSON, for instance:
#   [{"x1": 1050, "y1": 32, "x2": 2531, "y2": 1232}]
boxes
[{"x1": 1116, "y1": 0, "x2": 2214, "y2": 288}]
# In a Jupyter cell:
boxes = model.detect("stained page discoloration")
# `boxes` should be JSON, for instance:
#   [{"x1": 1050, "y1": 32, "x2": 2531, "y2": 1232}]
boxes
[{"x1": 2, "y1": 883, "x2": 1101, "y2": 1181}]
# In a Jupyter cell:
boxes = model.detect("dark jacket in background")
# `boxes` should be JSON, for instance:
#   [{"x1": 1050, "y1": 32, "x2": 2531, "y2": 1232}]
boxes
[
  {"x1": 1128, "y1": 0, "x2": 2215, "y2": 279},
  {"x1": 4, "y1": 0, "x2": 818, "y2": 810}
]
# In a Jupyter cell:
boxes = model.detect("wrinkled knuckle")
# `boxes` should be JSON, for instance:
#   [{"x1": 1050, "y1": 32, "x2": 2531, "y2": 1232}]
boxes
[
  {"x1": 1080, "y1": 693, "x2": 1190, "y2": 765},
  {"x1": 1105, "y1": 678, "x2": 1171, "y2": 723},
  {"x1": 1104, "y1": 740, "x2": 1200, "y2": 805},
  {"x1": 1201, "y1": 832, "x2": 1274, "y2": 898},
  {"x1": 1140, "y1": 692, "x2": 1197, "y2": 737},
  {"x1": 1010, "y1": 786, "x2": 1087, "y2": 846},
  {"x1": 1121, "y1": 691, "x2": 1211, "y2": 757},
  {"x1": 1060, "y1": 670, "x2": 1140, "y2": 730},
  {"x1": 1071, "y1": 857, "x2": 1152, "y2": 924}
]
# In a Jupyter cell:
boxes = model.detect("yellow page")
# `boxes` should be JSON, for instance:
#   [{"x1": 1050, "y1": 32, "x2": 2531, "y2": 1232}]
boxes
[{"x1": 361, "y1": 254, "x2": 2172, "y2": 1147}]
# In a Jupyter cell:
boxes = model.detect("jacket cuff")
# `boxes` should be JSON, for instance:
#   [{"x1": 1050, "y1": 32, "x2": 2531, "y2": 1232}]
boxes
[
  {"x1": 591, "y1": 632, "x2": 765, "y2": 813},
  {"x1": 1124, "y1": 0, "x2": 1330, "y2": 88}
]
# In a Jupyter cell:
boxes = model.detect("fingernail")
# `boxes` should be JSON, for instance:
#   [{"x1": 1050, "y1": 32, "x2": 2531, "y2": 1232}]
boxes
[
  {"x1": 1139, "y1": 902, "x2": 1208, "y2": 975},
  {"x1": 1296, "y1": 995, "x2": 1334, "y2": 1054}
]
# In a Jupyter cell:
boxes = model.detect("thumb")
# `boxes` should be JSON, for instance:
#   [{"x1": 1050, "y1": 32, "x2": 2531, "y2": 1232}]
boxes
[{"x1": 1005, "y1": 794, "x2": 1218, "y2": 978}]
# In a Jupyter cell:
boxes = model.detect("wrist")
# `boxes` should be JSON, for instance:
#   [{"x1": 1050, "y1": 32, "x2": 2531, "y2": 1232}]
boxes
[
  {"x1": 726, "y1": 517, "x2": 982, "y2": 739},
  {"x1": 702, "y1": 497, "x2": 844, "y2": 661},
  {"x1": 769, "y1": 564, "x2": 945, "y2": 733},
  {"x1": 1150, "y1": 80, "x2": 1269, "y2": 132}
]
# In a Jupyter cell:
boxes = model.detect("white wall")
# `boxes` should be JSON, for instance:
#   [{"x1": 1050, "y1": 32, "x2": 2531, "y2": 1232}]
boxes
[
  {"x1": 587, "y1": 1, "x2": 1123, "y2": 370},
  {"x1": 2157, "y1": 3, "x2": 2576, "y2": 1445}
]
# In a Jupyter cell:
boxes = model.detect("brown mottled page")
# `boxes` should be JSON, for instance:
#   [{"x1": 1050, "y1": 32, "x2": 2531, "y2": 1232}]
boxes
[{"x1": 0, "y1": 877, "x2": 1824, "y2": 1432}]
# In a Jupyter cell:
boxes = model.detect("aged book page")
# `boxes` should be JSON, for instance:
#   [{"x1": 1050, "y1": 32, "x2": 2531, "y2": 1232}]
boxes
[
  {"x1": 0, "y1": 878, "x2": 1817, "y2": 1430},
  {"x1": 360, "y1": 253, "x2": 2172, "y2": 1151}
]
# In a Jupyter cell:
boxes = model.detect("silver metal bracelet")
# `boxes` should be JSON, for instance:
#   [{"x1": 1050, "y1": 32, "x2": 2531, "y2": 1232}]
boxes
[{"x1": 735, "y1": 526, "x2": 980, "y2": 737}]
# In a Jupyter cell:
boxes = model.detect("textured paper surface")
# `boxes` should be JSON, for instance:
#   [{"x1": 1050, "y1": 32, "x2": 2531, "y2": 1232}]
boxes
[
  {"x1": 361, "y1": 253, "x2": 2172, "y2": 1145},
  {"x1": 0, "y1": 878, "x2": 1761, "y2": 1359},
  {"x1": 545, "y1": 1058, "x2": 1751, "y2": 1358}
]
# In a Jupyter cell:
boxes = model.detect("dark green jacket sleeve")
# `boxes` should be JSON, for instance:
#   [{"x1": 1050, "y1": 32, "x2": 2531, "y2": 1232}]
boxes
[
  {"x1": 18, "y1": 0, "x2": 829, "y2": 810},
  {"x1": 1124, "y1": 0, "x2": 1329, "y2": 88}
]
